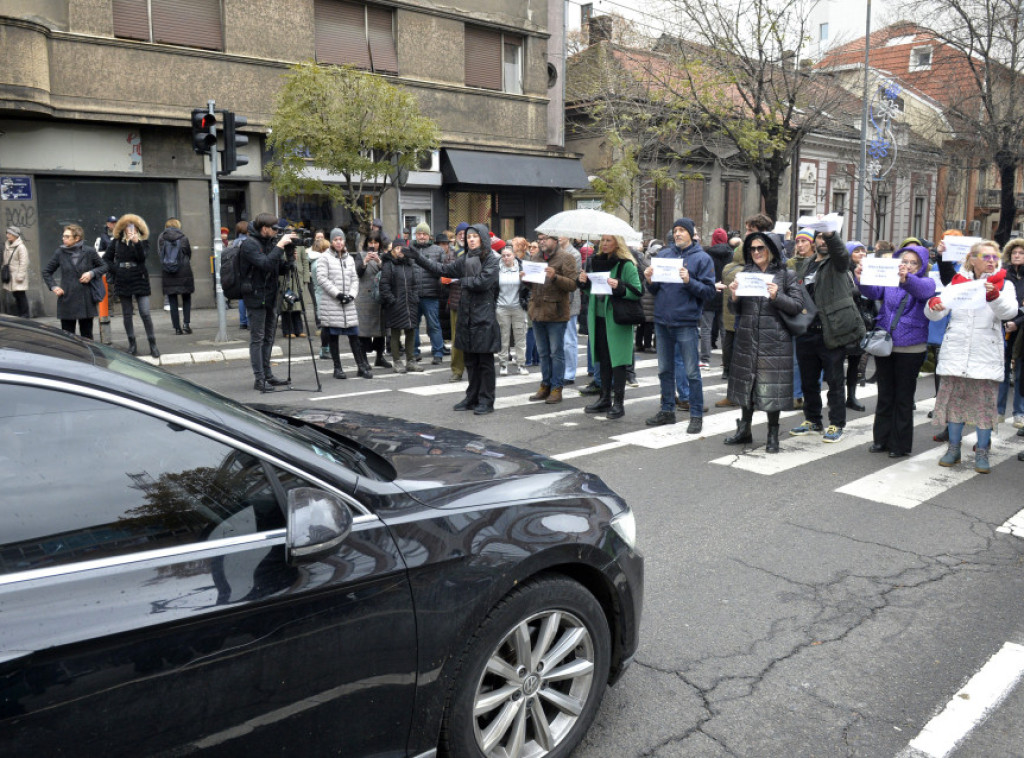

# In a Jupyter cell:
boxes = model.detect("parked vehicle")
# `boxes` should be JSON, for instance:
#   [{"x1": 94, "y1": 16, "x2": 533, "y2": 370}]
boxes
[{"x1": 0, "y1": 315, "x2": 643, "y2": 758}]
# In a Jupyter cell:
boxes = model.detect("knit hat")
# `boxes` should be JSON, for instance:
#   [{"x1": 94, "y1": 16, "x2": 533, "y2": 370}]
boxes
[
  {"x1": 491, "y1": 237, "x2": 506, "y2": 252},
  {"x1": 899, "y1": 236, "x2": 922, "y2": 249},
  {"x1": 672, "y1": 218, "x2": 696, "y2": 238},
  {"x1": 455, "y1": 222, "x2": 469, "y2": 234},
  {"x1": 414, "y1": 221, "x2": 431, "y2": 235},
  {"x1": 6, "y1": 226, "x2": 21, "y2": 238},
  {"x1": 330, "y1": 227, "x2": 345, "y2": 241},
  {"x1": 845, "y1": 240, "x2": 866, "y2": 254},
  {"x1": 795, "y1": 229, "x2": 815, "y2": 242},
  {"x1": 220, "y1": 227, "x2": 229, "y2": 236},
  {"x1": 711, "y1": 228, "x2": 728, "y2": 246},
  {"x1": 372, "y1": 218, "x2": 384, "y2": 228}
]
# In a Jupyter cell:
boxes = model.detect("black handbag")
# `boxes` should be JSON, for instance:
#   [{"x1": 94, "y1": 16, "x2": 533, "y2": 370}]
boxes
[
  {"x1": 1, "y1": 249, "x2": 11, "y2": 284},
  {"x1": 89, "y1": 274, "x2": 106, "y2": 304},
  {"x1": 778, "y1": 271, "x2": 818, "y2": 337},
  {"x1": 610, "y1": 261, "x2": 644, "y2": 326}
]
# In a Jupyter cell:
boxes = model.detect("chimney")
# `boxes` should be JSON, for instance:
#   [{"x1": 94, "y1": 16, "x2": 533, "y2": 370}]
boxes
[{"x1": 589, "y1": 15, "x2": 614, "y2": 45}]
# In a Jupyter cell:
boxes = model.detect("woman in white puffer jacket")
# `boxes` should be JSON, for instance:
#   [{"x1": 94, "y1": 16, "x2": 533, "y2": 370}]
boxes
[
  {"x1": 316, "y1": 228, "x2": 372, "y2": 379},
  {"x1": 926, "y1": 240, "x2": 1019, "y2": 473}
]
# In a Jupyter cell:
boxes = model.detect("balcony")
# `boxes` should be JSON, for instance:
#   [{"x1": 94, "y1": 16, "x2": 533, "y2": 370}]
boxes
[{"x1": 976, "y1": 188, "x2": 1024, "y2": 209}]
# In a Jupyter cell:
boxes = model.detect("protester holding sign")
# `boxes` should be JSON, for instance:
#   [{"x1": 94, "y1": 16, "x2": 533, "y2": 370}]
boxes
[
  {"x1": 856, "y1": 244, "x2": 935, "y2": 457},
  {"x1": 925, "y1": 240, "x2": 1019, "y2": 473}
]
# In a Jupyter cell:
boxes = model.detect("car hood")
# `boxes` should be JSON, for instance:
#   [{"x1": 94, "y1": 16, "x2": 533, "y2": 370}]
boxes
[{"x1": 256, "y1": 405, "x2": 604, "y2": 508}]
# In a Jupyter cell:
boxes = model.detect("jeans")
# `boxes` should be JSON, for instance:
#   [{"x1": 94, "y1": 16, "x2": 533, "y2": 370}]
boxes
[
  {"x1": 497, "y1": 305, "x2": 527, "y2": 367},
  {"x1": 675, "y1": 341, "x2": 689, "y2": 401},
  {"x1": 248, "y1": 305, "x2": 278, "y2": 381},
  {"x1": 533, "y1": 320, "x2": 568, "y2": 389},
  {"x1": 699, "y1": 309, "x2": 715, "y2": 363},
  {"x1": 997, "y1": 339, "x2": 1024, "y2": 416},
  {"x1": 563, "y1": 314, "x2": 579, "y2": 381},
  {"x1": 792, "y1": 340, "x2": 803, "y2": 399},
  {"x1": 120, "y1": 294, "x2": 155, "y2": 342},
  {"x1": 238, "y1": 299, "x2": 248, "y2": 327},
  {"x1": 795, "y1": 331, "x2": 846, "y2": 427},
  {"x1": 656, "y1": 322, "x2": 703, "y2": 415},
  {"x1": 873, "y1": 350, "x2": 927, "y2": 454},
  {"x1": 525, "y1": 326, "x2": 539, "y2": 365},
  {"x1": 414, "y1": 297, "x2": 443, "y2": 358}
]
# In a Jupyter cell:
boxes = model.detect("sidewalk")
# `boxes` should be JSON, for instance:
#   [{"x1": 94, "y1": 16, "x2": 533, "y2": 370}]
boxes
[{"x1": 32, "y1": 305, "x2": 292, "y2": 366}]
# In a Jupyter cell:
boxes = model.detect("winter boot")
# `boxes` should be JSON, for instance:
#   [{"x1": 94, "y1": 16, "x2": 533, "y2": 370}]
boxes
[
  {"x1": 846, "y1": 382, "x2": 865, "y2": 412},
  {"x1": 974, "y1": 447, "x2": 991, "y2": 474},
  {"x1": 585, "y1": 385, "x2": 612, "y2": 414},
  {"x1": 375, "y1": 352, "x2": 392, "y2": 369},
  {"x1": 349, "y1": 336, "x2": 373, "y2": 378},
  {"x1": 765, "y1": 425, "x2": 781, "y2": 454},
  {"x1": 938, "y1": 444, "x2": 962, "y2": 467},
  {"x1": 393, "y1": 356, "x2": 406, "y2": 374},
  {"x1": 607, "y1": 392, "x2": 625, "y2": 419},
  {"x1": 545, "y1": 387, "x2": 563, "y2": 404},
  {"x1": 127, "y1": 336, "x2": 138, "y2": 355},
  {"x1": 724, "y1": 418, "x2": 753, "y2": 445},
  {"x1": 148, "y1": 339, "x2": 160, "y2": 359},
  {"x1": 529, "y1": 384, "x2": 551, "y2": 401}
]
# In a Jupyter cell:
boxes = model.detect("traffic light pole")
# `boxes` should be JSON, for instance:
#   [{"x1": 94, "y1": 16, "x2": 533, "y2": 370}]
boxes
[{"x1": 207, "y1": 99, "x2": 230, "y2": 343}]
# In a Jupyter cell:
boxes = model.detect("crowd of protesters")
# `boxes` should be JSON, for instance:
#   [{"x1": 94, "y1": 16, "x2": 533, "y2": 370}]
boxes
[{"x1": 8, "y1": 209, "x2": 1024, "y2": 468}]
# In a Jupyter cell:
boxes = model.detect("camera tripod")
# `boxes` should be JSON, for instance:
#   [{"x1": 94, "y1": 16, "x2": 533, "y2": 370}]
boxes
[{"x1": 272, "y1": 263, "x2": 322, "y2": 393}]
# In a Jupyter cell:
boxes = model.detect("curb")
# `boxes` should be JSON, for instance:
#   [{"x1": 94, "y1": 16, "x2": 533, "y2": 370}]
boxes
[{"x1": 137, "y1": 345, "x2": 283, "y2": 367}]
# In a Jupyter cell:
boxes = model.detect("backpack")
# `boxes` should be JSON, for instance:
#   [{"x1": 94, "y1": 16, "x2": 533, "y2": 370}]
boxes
[
  {"x1": 220, "y1": 244, "x2": 246, "y2": 299},
  {"x1": 160, "y1": 235, "x2": 183, "y2": 274}
]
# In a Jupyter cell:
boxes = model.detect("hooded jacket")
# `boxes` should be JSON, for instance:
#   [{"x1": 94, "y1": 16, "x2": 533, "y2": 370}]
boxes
[
  {"x1": 108, "y1": 214, "x2": 152, "y2": 298},
  {"x1": 409, "y1": 223, "x2": 500, "y2": 353},
  {"x1": 790, "y1": 232, "x2": 865, "y2": 349},
  {"x1": 647, "y1": 239, "x2": 715, "y2": 327},
  {"x1": 316, "y1": 249, "x2": 359, "y2": 329},
  {"x1": 156, "y1": 226, "x2": 195, "y2": 296},
  {"x1": 379, "y1": 248, "x2": 421, "y2": 330},
  {"x1": 857, "y1": 245, "x2": 935, "y2": 347},
  {"x1": 725, "y1": 233, "x2": 803, "y2": 411},
  {"x1": 704, "y1": 241, "x2": 734, "y2": 313}
]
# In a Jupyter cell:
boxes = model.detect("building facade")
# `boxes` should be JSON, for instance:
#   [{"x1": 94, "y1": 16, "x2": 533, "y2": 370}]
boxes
[{"x1": 0, "y1": 0, "x2": 586, "y2": 315}]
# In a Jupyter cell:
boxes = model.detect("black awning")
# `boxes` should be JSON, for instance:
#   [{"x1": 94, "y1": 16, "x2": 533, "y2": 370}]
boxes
[{"x1": 442, "y1": 149, "x2": 590, "y2": 190}]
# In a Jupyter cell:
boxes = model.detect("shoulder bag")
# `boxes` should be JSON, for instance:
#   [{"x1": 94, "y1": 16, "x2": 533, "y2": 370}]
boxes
[
  {"x1": 1, "y1": 248, "x2": 11, "y2": 284},
  {"x1": 610, "y1": 261, "x2": 644, "y2": 326},
  {"x1": 859, "y1": 293, "x2": 910, "y2": 357},
  {"x1": 778, "y1": 270, "x2": 819, "y2": 337}
]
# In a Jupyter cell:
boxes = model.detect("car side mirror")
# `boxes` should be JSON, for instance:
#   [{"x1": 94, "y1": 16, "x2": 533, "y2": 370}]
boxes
[{"x1": 286, "y1": 487, "x2": 353, "y2": 564}]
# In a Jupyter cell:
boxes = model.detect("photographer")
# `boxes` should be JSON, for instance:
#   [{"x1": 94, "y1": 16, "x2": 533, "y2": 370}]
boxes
[{"x1": 240, "y1": 212, "x2": 295, "y2": 392}]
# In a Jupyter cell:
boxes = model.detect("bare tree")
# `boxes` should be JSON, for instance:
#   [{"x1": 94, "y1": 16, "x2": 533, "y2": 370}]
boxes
[
  {"x1": 900, "y1": 0, "x2": 1024, "y2": 243},
  {"x1": 641, "y1": 0, "x2": 849, "y2": 219}
]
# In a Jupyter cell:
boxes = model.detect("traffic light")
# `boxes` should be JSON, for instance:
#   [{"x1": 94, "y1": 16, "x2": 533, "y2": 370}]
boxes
[
  {"x1": 220, "y1": 111, "x2": 249, "y2": 175},
  {"x1": 191, "y1": 108, "x2": 217, "y2": 155}
]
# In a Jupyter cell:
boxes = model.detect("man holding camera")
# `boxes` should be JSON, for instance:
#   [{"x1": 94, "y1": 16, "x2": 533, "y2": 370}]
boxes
[{"x1": 240, "y1": 212, "x2": 296, "y2": 392}]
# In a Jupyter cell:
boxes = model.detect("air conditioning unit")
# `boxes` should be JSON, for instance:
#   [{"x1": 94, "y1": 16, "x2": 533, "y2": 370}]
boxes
[
  {"x1": 970, "y1": 220, "x2": 981, "y2": 235},
  {"x1": 957, "y1": 219, "x2": 966, "y2": 230}
]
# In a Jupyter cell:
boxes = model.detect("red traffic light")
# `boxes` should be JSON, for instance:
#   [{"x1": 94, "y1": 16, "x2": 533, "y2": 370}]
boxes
[{"x1": 191, "y1": 108, "x2": 217, "y2": 155}]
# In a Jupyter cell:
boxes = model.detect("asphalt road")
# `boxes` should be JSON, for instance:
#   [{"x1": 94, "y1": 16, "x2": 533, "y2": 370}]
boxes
[{"x1": 165, "y1": 340, "x2": 1024, "y2": 758}]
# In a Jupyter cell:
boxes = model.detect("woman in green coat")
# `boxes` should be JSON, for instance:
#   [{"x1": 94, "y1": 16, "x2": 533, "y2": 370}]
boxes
[{"x1": 578, "y1": 234, "x2": 642, "y2": 419}]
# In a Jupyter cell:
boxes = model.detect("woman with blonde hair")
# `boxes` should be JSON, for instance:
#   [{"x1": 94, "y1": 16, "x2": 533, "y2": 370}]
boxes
[
  {"x1": 109, "y1": 213, "x2": 160, "y2": 357},
  {"x1": 926, "y1": 240, "x2": 1019, "y2": 472},
  {"x1": 577, "y1": 234, "x2": 642, "y2": 419}
]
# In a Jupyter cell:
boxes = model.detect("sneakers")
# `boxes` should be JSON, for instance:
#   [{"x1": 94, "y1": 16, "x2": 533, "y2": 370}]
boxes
[
  {"x1": 686, "y1": 417, "x2": 702, "y2": 434},
  {"x1": 790, "y1": 420, "x2": 823, "y2": 436},
  {"x1": 698, "y1": 361, "x2": 709, "y2": 368},
  {"x1": 518, "y1": 365, "x2": 530, "y2": 375},
  {"x1": 432, "y1": 356, "x2": 443, "y2": 365},
  {"x1": 645, "y1": 410, "x2": 677, "y2": 426},
  {"x1": 822, "y1": 425, "x2": 843, "y2": 443},
  {"x1": 1014, "y1": 415, "x2": 1024, "y2": 429},
  {"x1": 499, "y1": 365, "x2": 508, "y2": 376},
  {"x1": 793, "y1": 397, "x2": 804, "y2": 409},
  {"x1": 448, "y1": 373, "x2": 463, "y2": 382}
]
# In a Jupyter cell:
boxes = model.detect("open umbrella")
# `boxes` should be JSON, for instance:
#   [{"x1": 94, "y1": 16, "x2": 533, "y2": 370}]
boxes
[{"x1": 535, "y1": 209, "x2": 643, "y2": 245}]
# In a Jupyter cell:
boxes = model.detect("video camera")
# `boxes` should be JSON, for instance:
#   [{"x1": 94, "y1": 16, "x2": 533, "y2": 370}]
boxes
[{"x1": 276, "y1": 228, "x2": 313, "y2": 255}]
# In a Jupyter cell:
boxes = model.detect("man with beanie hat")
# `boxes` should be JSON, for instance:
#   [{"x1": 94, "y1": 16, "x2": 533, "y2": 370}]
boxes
[
  {"x1": 643, "y1": 217, "x2": 716, "y2": 432},
  {"x1": 95, "y1": 215, "x2": 118, "y2": 255},
  {"x1": 411, "y1": 221, "x2": 445, "y2": 364}
]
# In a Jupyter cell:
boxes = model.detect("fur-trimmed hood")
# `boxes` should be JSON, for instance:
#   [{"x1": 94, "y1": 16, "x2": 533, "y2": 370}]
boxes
[
  {"x1": 113, "y1": 213, "x2": 150, "y2": 241},
  {"x1": 1002, "y1": 237, "x2": 1024, "y2": 264}
]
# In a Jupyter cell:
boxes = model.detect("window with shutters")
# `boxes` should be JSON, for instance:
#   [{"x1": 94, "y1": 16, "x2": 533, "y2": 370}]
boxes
[
  {"x1": 465, "y1": 26, "x2": 523, "y2": 94},
  {"x1": 112, "y1": 0, "x2": 224, "y2": 52},
  {"x1": 314, "y1": 0, "x2": 398, "y2": 74}
]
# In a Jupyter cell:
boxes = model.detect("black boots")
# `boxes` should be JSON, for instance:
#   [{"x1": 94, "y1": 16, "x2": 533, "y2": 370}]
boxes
[
  {"x1": 607, "y1": 392, "x2": 625, "y2": 419},
  {"x1": 149, "y1": 339, "x2": 160, "y2": 359},
  {"x1": 374, "y1": 352, "x2": 391, "y2": 369},
  {"x1": 349, "y1": 336, "x2": 373, "y2": 378},
  {"x1": 765, "y1": 424, "x2": 780, "y2": 453},
  {"x1": 724, "y1": 418, "x2": 753, "y2": 445},
  {"x1": 584, "y1": 385, "x2": 612, "y2": 414},
  {"x1": 127, "y1": 336, "x2": 137, "y2": 355},
  {"x1": 846, "y1": 383, "x2": 865, "y2": 412}
]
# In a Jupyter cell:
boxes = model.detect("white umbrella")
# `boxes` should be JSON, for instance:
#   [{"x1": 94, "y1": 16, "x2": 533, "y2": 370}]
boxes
[{"x1": 535, "y1": 209, "x2": 643, "y2": 244}]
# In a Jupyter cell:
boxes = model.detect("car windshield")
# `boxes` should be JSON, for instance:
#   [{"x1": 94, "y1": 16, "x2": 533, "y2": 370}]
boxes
[{"x1": 92, "y1": 342, "x2": 391, "y2": 479}]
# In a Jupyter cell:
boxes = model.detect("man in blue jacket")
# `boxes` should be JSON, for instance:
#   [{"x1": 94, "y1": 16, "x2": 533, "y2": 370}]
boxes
[{"x1": 643, "y1": 217, "x2": 716, "y2": 432}]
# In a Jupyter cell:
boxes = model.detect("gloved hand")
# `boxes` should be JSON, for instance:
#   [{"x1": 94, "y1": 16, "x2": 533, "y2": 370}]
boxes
[{"x1": 336, "y1": 293, "x2": 353, "y2": 305}]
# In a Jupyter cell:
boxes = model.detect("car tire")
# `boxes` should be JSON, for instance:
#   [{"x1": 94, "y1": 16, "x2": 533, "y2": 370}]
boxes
[{"x1": 439, "y1": 575, "x2": 611, "y2": 758}]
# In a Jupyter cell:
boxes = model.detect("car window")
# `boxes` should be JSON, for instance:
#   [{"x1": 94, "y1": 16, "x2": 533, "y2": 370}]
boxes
[{"x1": 0, "y1": 384, "x2": 286, "y2": 576}]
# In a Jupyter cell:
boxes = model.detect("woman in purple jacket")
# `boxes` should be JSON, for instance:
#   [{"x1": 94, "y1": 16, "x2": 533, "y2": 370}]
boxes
[{"x1": 856, "y1": 244, "x2": 936, "y2": 457}]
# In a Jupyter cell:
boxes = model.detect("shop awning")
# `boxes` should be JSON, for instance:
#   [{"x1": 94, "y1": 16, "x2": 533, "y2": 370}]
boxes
[{"x1": 442, "y1": 149, "x2": 590, "y2": 190}]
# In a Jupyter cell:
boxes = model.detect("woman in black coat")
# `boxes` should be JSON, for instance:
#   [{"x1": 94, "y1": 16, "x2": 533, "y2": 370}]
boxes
[
  {"x1": 378, "y1": 243, "x2": 422, "y2": 374},
  {"x1": 42, "y1": 223, "x2": 107, "y2": 339},
  {"x1": 108, "y1": 213, "x2": 160, "y2": 357},
  {"x1": 157, "y1": 218, "x2": 195, "y2": 335},
  {"x1": 407, "y1": 223, "x2": 500, "y2": 414},
  {"x1": 723, "y1": 232, "x2": 803, "y2": 453}
]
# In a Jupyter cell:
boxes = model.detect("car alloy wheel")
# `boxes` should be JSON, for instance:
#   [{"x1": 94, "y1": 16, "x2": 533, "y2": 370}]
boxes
[{"x1": 442, "y1": 576, "x2": 611, "y2": 758}]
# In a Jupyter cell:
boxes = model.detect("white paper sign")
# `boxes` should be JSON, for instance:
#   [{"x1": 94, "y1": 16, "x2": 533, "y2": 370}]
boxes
[
  {"x1": 929, "y1": 270, "x2": 944, "y2": 292},
  {"x1": 796, "y1": 213, "x2": 845, "y2": 234},
  {"x1": 859, "y1": 257, "x2": 901, "y2": 287},
  {"x1": 522, "y1": 260, "x2": 548, "y2": 284},
  {"x1": 588, "y1": 272, "x2": 612, "y2": 295},
  {"x1": 734, "y1": 272, "x2": 775, "y2": 297},
  {"x1": 772, "y1": 222, "x2": 792, "y2": 235},
  {"x1": 940, "y1": 279, "x2": 986, "y2": 309},
  {"x1": 651, "y1": 258, "x2": 683, "y2": 283},
  {"x1": 942, "y1": 235, "x2": 980, "y2": 262}
]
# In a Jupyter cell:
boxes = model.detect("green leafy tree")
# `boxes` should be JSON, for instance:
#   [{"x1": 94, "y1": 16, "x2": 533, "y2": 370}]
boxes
[{"x1": 267, "y1": 62, "x2": 440, "y2": 237}]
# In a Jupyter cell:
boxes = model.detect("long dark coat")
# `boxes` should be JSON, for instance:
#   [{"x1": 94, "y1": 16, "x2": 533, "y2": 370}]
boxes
[
  {"x1": 108, "y1": 214, "x2": 152, "y2": 298},
  {"x1": 41, "y1": 241, "x2": 107, "y2": 320},
  {"x1": 379, "y1": 252, "x2": 420, "y2": 329},
  {"x1": 412, "y1": 224, "x2": 500, "y2": 354},
  {"x1": 157, "y1": 228, "x2": 195, "y2": 296},
  {"x1": 354, "y1": 252, "x2": 383, "y2": 338},
  {"x1": 726, "y1": 233, "x2": 803, "y2": 412}
]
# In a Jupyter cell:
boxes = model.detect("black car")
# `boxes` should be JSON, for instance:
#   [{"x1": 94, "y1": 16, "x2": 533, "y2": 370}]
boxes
[{"x1": 0, "y1": 316, "x2": 642, "y2": 758}]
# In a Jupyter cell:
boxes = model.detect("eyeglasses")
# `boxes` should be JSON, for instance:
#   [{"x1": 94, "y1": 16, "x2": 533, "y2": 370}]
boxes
[
  {"x1": 981, "y1": 255, "x2": 1000, "y2": 261},
  {"x1": 749, "y1": 244, "x2": 767, "y2": 252}
]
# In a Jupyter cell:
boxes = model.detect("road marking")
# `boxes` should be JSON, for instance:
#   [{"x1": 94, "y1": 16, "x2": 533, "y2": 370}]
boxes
[
  {"x1": 898, "y1": 642, "x2": 1024, "y2": 758},
  {"x1": 836, "y1": 432, "x2": 1024, "y2": 509},
  {"x1": 311, "y1": 389, "x2": 393, "y2": 401},
  {"x1": 525, "y1": 378, "x2": 718, "y2": 420},
  {"x1": 402, "y1": 373, "x2": 538, "y2": 396},
  {"x1": 552, "y1": 441, "x2": 630, "y2": 461},
  {"x1": 709, "y1": 392, "x2": 924, "y2": 476},
  {"x1": 996, "y1": 508, "x2": 1024, "y2": 539}
]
